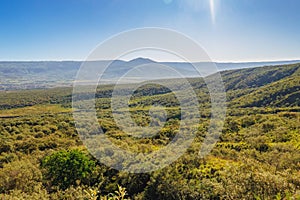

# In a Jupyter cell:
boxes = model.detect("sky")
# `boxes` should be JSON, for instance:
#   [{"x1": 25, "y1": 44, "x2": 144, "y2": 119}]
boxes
[{"x1": 0, "y1": 0, "x2": 300, "y2": 62}]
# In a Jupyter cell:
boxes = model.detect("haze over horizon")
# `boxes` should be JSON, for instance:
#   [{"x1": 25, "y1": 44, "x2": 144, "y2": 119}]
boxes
[
  {"x1": 1, "y1": 0, "x2": 300, "y2": 62},
  {"x1": 1, "y1": 57, "x2": 300, "y2": 64}
]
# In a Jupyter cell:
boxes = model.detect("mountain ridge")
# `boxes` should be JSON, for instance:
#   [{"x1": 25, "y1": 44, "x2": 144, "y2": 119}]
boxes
[{"x1": 0, "y1": 58, "x2": 300, "y2": 90}]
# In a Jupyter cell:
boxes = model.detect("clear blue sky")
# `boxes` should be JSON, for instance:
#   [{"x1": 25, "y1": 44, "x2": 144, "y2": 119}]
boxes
[{"x1": 1, "y1": 0, "x2": 300, "y2": 62}]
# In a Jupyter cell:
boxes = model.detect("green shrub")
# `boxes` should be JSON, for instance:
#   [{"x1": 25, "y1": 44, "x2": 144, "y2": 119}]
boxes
[{"x1": 42, "y1": 149, "x2": 95, "y2": 190}]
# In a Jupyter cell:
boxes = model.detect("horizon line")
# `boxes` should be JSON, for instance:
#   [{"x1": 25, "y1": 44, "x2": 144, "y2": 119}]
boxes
[{"x1": 0, "y1": 57, "x2": 300, "y2": 64}]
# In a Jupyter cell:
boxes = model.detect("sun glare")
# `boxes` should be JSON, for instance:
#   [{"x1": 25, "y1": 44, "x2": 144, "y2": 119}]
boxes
[{"x1": 209, "y1": 0, "x2": 216, "y2": 24}]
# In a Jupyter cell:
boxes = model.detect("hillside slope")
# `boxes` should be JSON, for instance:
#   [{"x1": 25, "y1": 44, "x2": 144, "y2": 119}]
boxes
[
  {"x1": 0, "y1": 63, "x2": 299, "y2": 109},
  {"x1": 225, "y1": 63, "x2": 300, "y2": 107}
]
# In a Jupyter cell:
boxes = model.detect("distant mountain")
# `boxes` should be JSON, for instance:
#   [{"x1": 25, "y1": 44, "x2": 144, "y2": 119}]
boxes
[
  {"x1": 0, "y1": 58, "x2": 299, "y2": 90},
  {"x1": 127, "y1": 57, "x2": 155, "y2": 65},
  {"x1": 216, "y1": 60, "x2": 300, "y2": 70}
]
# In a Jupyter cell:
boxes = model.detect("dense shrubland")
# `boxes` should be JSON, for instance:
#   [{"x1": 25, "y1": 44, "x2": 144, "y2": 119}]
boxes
[{"x1": 0, "y1": 63, "x2": 299, "y2": 199}]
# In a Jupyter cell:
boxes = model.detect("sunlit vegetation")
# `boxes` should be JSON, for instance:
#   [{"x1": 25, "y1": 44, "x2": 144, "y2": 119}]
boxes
[{"x1": 0, "y1": 63, "x2": 299, "y2": 199}]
